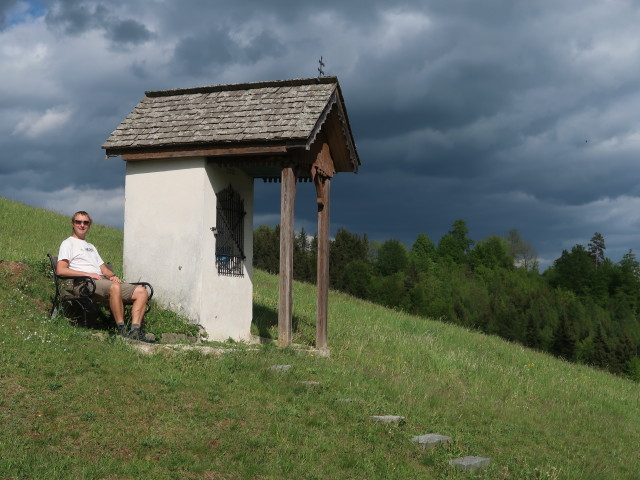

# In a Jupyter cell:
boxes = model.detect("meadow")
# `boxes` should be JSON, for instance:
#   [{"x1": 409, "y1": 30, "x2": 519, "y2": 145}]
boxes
[{"x1": 1, "y1": 197, "x2": 639, "y2": 479}]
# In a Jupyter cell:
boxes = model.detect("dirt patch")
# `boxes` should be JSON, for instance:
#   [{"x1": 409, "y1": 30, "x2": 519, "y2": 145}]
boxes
[
  {"x1": 0, "y1": 260, "x2": 50, "y2": 314},
  {"x1": 0, "y1": 260, "x2": 29, "y2": 276}
]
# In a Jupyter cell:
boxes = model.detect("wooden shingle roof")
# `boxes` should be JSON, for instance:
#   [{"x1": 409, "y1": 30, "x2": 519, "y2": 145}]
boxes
[{"x1": 102, "y1": 76, "x2": 359, "y2": 174}]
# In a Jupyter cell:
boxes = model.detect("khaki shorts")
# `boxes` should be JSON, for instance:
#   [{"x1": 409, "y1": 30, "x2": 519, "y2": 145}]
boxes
[{"x1": 74, "y1": 278, "x2": 138, "y2": 303}]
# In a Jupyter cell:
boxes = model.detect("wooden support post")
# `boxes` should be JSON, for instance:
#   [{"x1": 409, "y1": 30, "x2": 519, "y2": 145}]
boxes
[
  {"x1": 316, "y1": 176, "x2": 330, "y2": 350},
  {"x1": 278, "y1": 166, "x2": 296, "y2": 346}
]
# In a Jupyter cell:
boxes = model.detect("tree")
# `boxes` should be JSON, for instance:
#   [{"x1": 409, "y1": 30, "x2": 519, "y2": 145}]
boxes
[
  {"x1": 470, "y1": 235, "x2": 513, "y2": 271},
  {"x1": 619, "y1": 249, "x2": 640, "y2": 277},
  {"x1": 437, "y1": 219, "x2": 474, "y2": 264},
  {"x1": 616, "y1": 249, "x2": 640, "y2": 310},
  {"x1": 293, "y1": 227, "x2": 315, "y2": 282},
  {"x1": 376, "y1": 239, "x2": 409, "y2": 276},
  {"x1": 369, "y1": 272, "x2": 407, "y2": 308},
  {"x1": 410, "y1": 233, "x2": 436, "y2": 273},
  {"x1": 618, "y1": 249, "x2": 640, "y2": 289},
  {"x1": 551, "y1": 313, "x2": 578, "y2": 361},
  {"x1": 588, "y1": 232, "x2": 606, "y2": 270},
  {"x1": 341, "y1": 260, "x2": 374, "y2": 299},
  {"x1": 253, "y1": 225, "x2": 280, "y2": 273},
  {"x1": 330, "y1": 228, "x2": 369, "y2": 290},
  {"x1": 506, "y1": 229, "x2": 538, "y2": 270},
  {"x1": 546, "y1": 244, "x2": 595, "y2": 297},
  {"x1": 591, "y1": 325, "x2": 612, "y2": 370}
]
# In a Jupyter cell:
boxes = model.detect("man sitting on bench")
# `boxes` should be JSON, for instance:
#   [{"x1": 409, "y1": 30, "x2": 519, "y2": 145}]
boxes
[{"x1": 56, "y1": 210, "x2": 149, "y2": 340}]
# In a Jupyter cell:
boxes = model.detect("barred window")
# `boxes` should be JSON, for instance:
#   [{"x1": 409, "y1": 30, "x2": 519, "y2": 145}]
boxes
[{"x1": 215, "y1": 185, "x2": 246, "y2": 276}]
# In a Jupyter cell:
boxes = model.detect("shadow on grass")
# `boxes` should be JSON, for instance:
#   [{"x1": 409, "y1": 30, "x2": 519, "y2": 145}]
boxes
[
  {"x1": 252, "y1": 302, "x2": 302, "y2": 340},
  {"x1": 53, "y1": 300, "x2": 116, "y2": 331}
]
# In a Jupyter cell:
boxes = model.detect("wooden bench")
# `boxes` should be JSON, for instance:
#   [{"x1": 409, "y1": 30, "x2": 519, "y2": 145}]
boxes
[{"x1": 47, "y1": 253, "x2": 154, "y2": 327}]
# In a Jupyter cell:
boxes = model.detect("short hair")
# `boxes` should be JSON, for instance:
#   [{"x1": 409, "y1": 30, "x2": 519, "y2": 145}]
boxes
[{"x1": 71, "y1": 211, "x2": 93, "y2": 224}]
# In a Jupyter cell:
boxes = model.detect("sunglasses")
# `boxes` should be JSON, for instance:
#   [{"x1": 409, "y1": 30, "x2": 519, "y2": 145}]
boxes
[{"x1": 73, "y1": 220, "x2": 91, "y2": 226}]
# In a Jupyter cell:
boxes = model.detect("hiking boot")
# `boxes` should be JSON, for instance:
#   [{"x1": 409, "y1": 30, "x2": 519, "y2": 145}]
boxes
[
  {"x1": 117, "y1": 324, "x2": 128, "y2": 337},
  {"x1": 127, "y1": 327, "x2": 155, "y2": 343},
  {"x1": 126, "y1": 327, "x2": 142, "y2": 340}
]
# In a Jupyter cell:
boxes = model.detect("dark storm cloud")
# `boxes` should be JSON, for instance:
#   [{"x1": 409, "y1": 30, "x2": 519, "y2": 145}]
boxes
[
  {"x1": 154, "y1": 56, "x2": 639, "y2": 261},
  {"x1": 171, "y1": 27, "x2": 285, "y2": 77},
  {"x1": 104, "y1": 18, "x2": 153, "y2": 46},
  {"x1": 4, "y1": 0, "x2": 640, "y2": 268},
  {"x1": 156, "y1": 0, "x2": 405, "y2": 30},
  {"x1": 2, "y1": 113, "x2": 124, "y2": 193},
  {"x1": 338, "y1": 0, "x2": 640, "y2": 219},
  {"x1": 171, "y1": 29, "x2": 235, "y2": 76},
  {"x1": 45, "y1": 0, "x2": 152, "y2": 46},
  {"x1": 0, "y1": 0, "x2": 19, "y2": 29},
  {"x1": 44, "y1": 0, "x2": 98, "y2": 34}
]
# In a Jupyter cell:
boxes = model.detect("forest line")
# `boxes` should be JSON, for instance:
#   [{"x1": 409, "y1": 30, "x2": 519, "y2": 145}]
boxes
[{"x1": 254, "y1": 220, "x2": 640, "y2": 380}]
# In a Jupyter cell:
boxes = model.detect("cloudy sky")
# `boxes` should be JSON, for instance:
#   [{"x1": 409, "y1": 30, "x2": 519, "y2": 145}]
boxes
[{"x1": 3, "y1": 0, "x2": 640, "y2": 269}]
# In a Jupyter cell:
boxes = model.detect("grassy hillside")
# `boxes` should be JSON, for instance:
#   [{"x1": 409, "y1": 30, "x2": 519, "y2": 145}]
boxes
[{"x1": 1, "y1": 197, "x2": 639, "y2": 479}]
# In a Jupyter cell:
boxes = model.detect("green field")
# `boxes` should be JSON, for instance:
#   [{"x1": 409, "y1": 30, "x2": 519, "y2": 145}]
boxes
[{"x1": 1, "y1": 197, "x2": 639, "y2": 479}]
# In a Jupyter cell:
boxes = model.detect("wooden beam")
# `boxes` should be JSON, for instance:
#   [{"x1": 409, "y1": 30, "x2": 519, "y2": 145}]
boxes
[
  {"x1": 316, "y1": 176, "x2": 330, "y2": 351},
  {"x1": 278, "y1": 166, "x2": 296, "y2": 346},
  {"x1": 310, "y1": 141, "x2": 334, "y2": 351},
  {"x1": 119, "y1": 144, "x2": 289, "y2": 161}
]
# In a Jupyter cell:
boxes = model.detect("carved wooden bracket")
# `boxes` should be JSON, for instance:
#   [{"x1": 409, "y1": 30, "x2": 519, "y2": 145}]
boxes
[{"x1": 311, "y1": 143, "x2": 335, "y2": 207}]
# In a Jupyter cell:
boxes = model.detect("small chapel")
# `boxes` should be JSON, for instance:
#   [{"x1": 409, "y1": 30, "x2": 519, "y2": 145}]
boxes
[{"x1": 102, "y1": 76, "x2": 360, "y2": 348}]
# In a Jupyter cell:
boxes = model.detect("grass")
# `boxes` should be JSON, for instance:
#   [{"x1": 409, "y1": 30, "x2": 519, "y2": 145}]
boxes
[{"x1": 1, "y1": 196, "x2": 639, "y2": 479}]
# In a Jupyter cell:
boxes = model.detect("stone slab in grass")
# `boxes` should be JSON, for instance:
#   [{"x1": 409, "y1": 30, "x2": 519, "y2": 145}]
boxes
[
  {"x1": 269, "y1": 364, "x2": 293, "y2": 371},
  {"x1": 160, "y1": 333, "x2": 197, "y2": 344},
  {"x1": 129, "y1": 343, "x2": 230, "y2": 355},
  {"x1": 449, "y1": 456, "x2": 491, "y2": 471},
  {"x1": 411, "y1": 434, "x2": 452, "y2": 449},
  {"x1": 370, "y1": 415, "x2": 405, "y2": 425}
]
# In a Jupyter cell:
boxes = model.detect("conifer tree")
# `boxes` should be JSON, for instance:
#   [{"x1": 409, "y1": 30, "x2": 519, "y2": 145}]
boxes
[
  {"x1": 293, "y1": 227, "x2": 314, "y2": 282},
  {"x1": 376, "y1": 239, "x2": 409, "y2": 276},
  {"x1": 410, "y1": 233, "x2": 436, "y2": 273},
  {"x1": 329, "y1": 228, "x2": 369, "y2": 290},
  {"x1": 551, "y1": 314, "x2": 578, "y2": 361},
  {"x1": 588, "y1": 232, "x2": 606, "y2": 270},
  {"x1": 437, "y1": 219, "x2": 474, "y2": 264},
  {"x1": 253, "y1": 225, "x2": 280, "y2": 273}
]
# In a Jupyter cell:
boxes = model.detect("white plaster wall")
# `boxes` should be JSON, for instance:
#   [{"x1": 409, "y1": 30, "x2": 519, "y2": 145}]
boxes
[
  {"x1": 123, "y1": 157, "x2": 254, "y2": 341},
  {"x1": 202, "y1": 163, "x2": 254, "y2": 341}
]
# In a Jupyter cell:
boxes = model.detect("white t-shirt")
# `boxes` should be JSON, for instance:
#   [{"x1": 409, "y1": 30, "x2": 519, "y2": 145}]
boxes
[{"x1": 58, "y1": 237, "x2": 104, "y2": 275}]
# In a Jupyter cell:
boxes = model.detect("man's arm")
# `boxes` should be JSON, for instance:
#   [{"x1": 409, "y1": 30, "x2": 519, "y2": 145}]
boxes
[
  {"x1": 99, "y1": 264, "x2": 121, "y2": 283},
  {"x1": 56, "y1": 259, "x2": 103, "y2": 280}
]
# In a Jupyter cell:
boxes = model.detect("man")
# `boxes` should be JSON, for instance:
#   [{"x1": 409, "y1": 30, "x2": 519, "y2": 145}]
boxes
[{"x1": 56, "y1": 210, "x2": 150, "y2": 340}]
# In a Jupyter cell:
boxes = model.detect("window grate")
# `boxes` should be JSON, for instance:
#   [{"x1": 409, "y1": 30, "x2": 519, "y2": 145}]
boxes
[{"x1": 215, "y1": 186, "x2": 246, "y2": 277}]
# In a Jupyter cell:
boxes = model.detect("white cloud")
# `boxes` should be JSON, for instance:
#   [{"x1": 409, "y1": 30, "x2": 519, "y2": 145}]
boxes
[
  {"x1": 12, "y1": 106, "x2": 71, "y2": 139},
  {"x1": 13, "y1": 107, "x2": 71, "y2": 140},
  {"x1": 2, "y1": 185, "x2": 125, "y2": 229},
  {"x1": 2, "y1": 40, "x2": 47, "y2": 66},
  {"x1": 565, "y1": 195, "x2": 640, "y2": 232},
  {"x1": 375, "y1": 9, "x2": 431, "y2": 54}
]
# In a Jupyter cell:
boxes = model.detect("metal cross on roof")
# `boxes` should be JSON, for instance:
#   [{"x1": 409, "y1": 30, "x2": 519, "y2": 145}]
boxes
[{"x1": 318, "y1": 56, "x2": 325, "y2": 77}]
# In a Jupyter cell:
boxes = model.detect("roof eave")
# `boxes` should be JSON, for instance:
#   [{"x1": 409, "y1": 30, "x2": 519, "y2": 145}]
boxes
[{"x1": 103, "y1": 139, "x2": 309, "y2": 161}]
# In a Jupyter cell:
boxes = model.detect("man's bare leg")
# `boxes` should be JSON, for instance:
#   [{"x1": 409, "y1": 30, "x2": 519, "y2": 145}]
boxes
[
  {"x1": 109, "y1": 282, "x2": 125, "y2": 325},
  {"x1": 130, "y1": 286, "x2": 149, "y2": 327}
]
